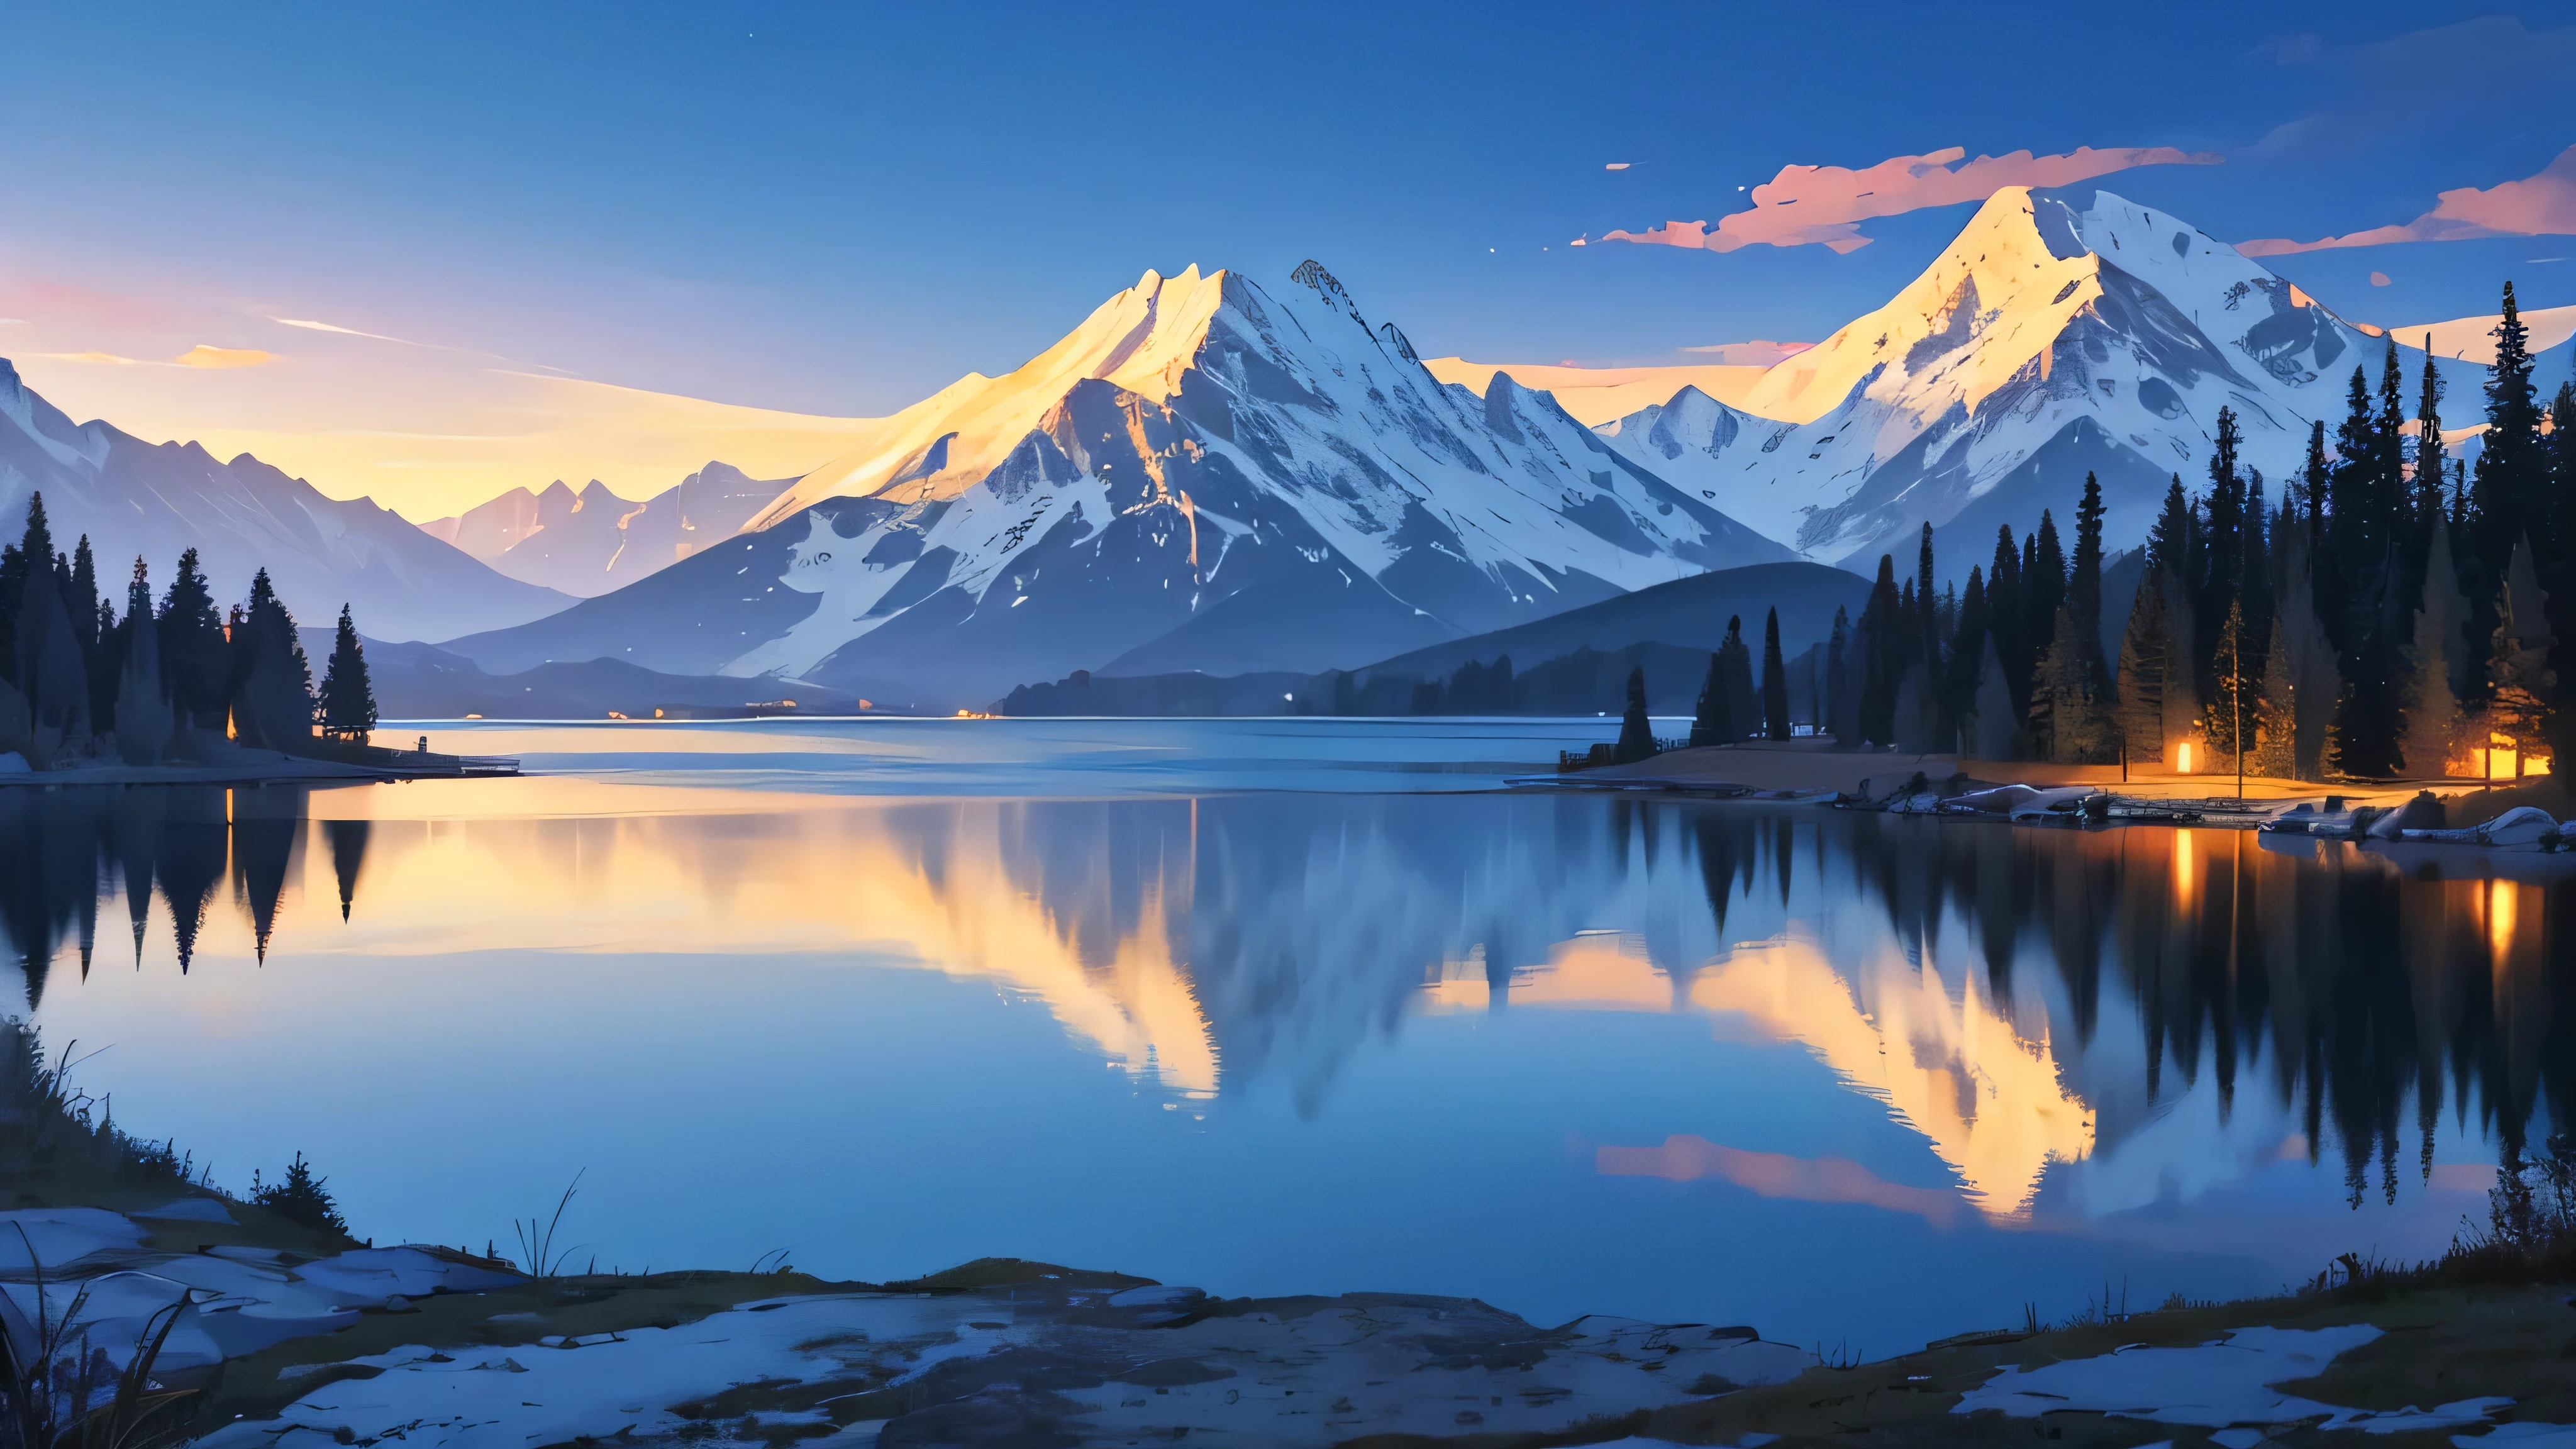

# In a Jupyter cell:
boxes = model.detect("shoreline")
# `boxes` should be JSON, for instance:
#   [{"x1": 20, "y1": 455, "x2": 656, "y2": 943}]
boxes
[{"x1": 0, "y1": 743, "x2": 519, "y2": 789}]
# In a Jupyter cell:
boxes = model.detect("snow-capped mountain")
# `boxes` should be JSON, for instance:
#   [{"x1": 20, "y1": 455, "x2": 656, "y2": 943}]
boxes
[
  {"x1": 1599, "y1": 186, "x2": 2488, "y2": 572},
  {"x1": 441, "y1": 263, "x2": 1792, "y2": 707},
  {"x1": 1590, "y1": 385, "x2": 1792, "y2": 541},
  {"x1": 0, "y1": 359, "x2": 570, "y2": 641},
  {"x1": 419, "y1": 462, "x2": 800, "y2": 597}
]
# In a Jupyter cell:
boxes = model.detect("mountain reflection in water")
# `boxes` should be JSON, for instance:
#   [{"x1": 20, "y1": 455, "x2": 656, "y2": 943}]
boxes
[{"x1": 1, "y1": 779, "x2": 2568, "y2": 1343}]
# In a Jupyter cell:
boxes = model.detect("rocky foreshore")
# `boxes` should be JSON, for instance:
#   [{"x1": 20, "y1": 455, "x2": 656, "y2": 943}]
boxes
[{"x1": 3, "y1": 1194, "x2": 2571, "y2": 1449}]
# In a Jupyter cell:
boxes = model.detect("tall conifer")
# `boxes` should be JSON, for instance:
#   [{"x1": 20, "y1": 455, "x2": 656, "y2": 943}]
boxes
[
  {"x1": 1760, "y1": 608, "x2": 1789, "y2": 741},
  {"x1": 1858, "y1": 555, "x2": 1902, "y2": 745},
  {"x1": 1986, "y1": 526, "x2": 2024, "y2": 711},
  {"x1": 2473, "y1": 281, "x2": 2545, "y2": 569},
  {"x1": 156, "y1": 547, "x2": 228, "y2": 730},
  {"x1": 2414, "y1": 335, "x2": 2446, "y2": 526}
]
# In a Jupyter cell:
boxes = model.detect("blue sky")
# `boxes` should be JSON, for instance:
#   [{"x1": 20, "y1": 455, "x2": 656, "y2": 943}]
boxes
[{"x1": 4, "y1": 2, "x2": 2572, "y2": 425}]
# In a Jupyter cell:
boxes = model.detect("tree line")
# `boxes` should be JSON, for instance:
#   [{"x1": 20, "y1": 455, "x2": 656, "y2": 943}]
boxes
[
  {"x1": 1792, "y1": 282, "x2": 2576, "y2": 779},
  {"x1": 0, "y1": 492, "x2": 379, "y2": 768}
]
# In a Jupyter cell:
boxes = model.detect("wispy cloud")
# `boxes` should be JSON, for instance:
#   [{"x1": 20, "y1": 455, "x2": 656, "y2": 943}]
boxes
[
  {"x1": 175, "y1": 344, "x2": 274, "y2": 369},
  {"x1": 272, "y1": 316, "x2": 426, "y2": 345},
  {"x1": 1600, "y1": 144, "x2": 2224, "y2": 255},
  {"x1": 39, "y1": 345, "x2": 276, "y2": 369},
  {"x1": 2238, "y1": 145, "x2": 2576, "y2": 256}
]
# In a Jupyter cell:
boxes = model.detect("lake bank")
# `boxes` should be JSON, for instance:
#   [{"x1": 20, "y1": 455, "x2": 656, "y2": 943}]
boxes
[{"x1": 0, "y1": 738, "x2": 518, "y2": 789}]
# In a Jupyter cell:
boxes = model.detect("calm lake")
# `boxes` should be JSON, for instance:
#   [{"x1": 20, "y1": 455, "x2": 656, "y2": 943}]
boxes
[{"x1": 3, "y1": 718, "x2": 2568, "y2": 1360}]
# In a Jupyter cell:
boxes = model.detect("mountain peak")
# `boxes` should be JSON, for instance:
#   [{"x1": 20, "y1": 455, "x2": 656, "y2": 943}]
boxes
[{"x1": 1624, "y1": 185, "x2": 2436, "y2": 572}]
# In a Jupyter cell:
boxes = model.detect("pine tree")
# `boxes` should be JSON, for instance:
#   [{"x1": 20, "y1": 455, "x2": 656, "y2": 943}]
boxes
[
  {"x1": 1824, "y1": 606, "x2": 1855, "y2": 743},
  {"x1": 2483, "y1": 535, "x2": 2554, "y2": 772},
  {"x1": 2301, "y1": 419, "x2": 2329, "y2": 544},
  {"x1": 1690, "y1": 651, "x2": 1730, "y2": 748},
  {"x1": 2400, "y1": 513, "x2": 2470, "y2": 777},
  {"x1": 114, "y1": 557, "x2": 172, "y2": 765},
  {"x1": 1760, "y1": 608, "x2": 1789, "y2": 741},
  {"x1": 1612, "y1": 667, "x2": 1656, "y2": 764},
  {"x1": 66, "y1": 536, "x2": 97, "y2": 651},
  {"x1": 1985, "y1": 526, "x2": 2023, "y2": 713},
  {"x1": 1941, "y1": 565, "x2": 1990, "y2": 725},
  {"x1": 2375, "y1": 337, "x2": 2409, "y2": 526},
  {"x1": 1915, "y1": 523, "x2": 1941, "y2": 684},
  {"x1": 2240, "y1": 470, "x2": 2273, "y2": 676},
  {"x1": 2112, "y1": 567, "x2": 2172, "y2": 764},
  {"x1": 0, "y1": 492, "x2": 54, "y2": 690},
  {"x1": 2027, "y1": 511, "x2": 2066, "y2": 639},
  {"x1": 1858, "y1": 555, "x2": 1902, "y2": 745},
  {"x1": 2030, "y1": 606, "x2": 2106, "y2": 763},
  {"x1": 318, "y1": 603, "x2": 377, "y2": 743},
  {"x1": 2069, "y1": 472, "x2": 2108, "y2": 690},
  {"x1": 2414, "y1": 335, "x2": 2446, "y2": 526},
  {"x1": 233, "y1": 569, "x2": 315, "y2": 753},
  {"x1": 2207, "y1": 598, "x2": 2252, "y2": 770},
  {"x1": 2204, "y1": 407, "x2": 2246, "y2": 602},
  {"x1": 2473, "y1": 282, "x2": 2546, "y2": 569},
  {"x1": 2272, "y1": 522, "x2": 2339, "y2": 781},
  {"x1": 1718, "y1": 614, "x2": 1757, "y2": 743},
  {"x1": 12, "y1": 553, "x2": 89, "y2": 765},
  {"x1": 2329, "y1": 364, "x2": 2384, "y2": 577},
  {"x1": 157, "y1": 547, "x2": 229, "y2": 731},
  {"x1": 2251, "y1": 614, "x2": 2297, "y2": 779}
]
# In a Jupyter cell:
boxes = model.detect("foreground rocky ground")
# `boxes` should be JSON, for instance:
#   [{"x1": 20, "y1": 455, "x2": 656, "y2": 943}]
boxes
[
  {"x1": 3, "y1": 1193, "x2": 2568, "y2": 1449},
  {"x1": 3, "y1": 1026, "x2": 2569, "y2": 1449}
]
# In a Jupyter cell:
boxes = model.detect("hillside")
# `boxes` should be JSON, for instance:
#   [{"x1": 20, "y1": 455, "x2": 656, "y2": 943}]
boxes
[{"x1": 1357, "y1": 560, "x2": 1868, "y2": 682}]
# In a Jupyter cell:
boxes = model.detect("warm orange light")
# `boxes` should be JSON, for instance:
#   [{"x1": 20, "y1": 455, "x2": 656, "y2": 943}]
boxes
[
  {"x1": 2489, "y1": 879, "x2": 2518, "y2": 961},
  {"x1": 2172, "y1": 828, "x2": 2195, "y2": 910},
  {"x1": 2528, "y1": 756, "x2": 2552, "y2": 777},
  {"x1": 2175, "y1": 741, "x2": 2196, "y2": 774}
]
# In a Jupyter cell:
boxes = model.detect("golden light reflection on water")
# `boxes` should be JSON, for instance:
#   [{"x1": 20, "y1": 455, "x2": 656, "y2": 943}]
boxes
[
  {"x1": 260, "y1": 789, "x2": 1223, "y2": 1097},
  {"x1": 1426, "y1": 932, "x2": 2094, "y2": 1220},
  {"x1": 15, "y1": 784, "x2": 2565, "y2": 1239}
]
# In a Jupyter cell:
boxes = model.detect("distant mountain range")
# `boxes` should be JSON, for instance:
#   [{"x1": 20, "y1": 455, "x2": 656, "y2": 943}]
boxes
[
  {"x1": 1586, "y1": 184, "x2": 2512, "y2": 574},
  {"x1": 439, "y1": 263, "x2": 1794, "y2": 709},
  {"x1": 0, "y1": 360, "x2": 569, "y2": 641},
  {"x1": 16, "y1": 178, "x2": 2560, "y2": 714},
  {"x1": 418, "y1": 462, "x2": 800, "y2": 597}
]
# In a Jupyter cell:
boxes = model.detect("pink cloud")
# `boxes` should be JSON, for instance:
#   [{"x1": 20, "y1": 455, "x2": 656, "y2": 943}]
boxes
[
  {"x1": 1600, "y1": 144, "x2": 2223, "y2": 255},
  {"x1": 1596, "y1": 1134, "x2": 1967, "y2": 1228},
  {"x1": 2239, "y1": 145, "x2": 2576, "y2": 256}
]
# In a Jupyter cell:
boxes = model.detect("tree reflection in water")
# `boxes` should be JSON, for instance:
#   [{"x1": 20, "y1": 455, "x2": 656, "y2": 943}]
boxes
[{"x1": 0, "y1": 788, "x2": 2567, "y2": 1216}]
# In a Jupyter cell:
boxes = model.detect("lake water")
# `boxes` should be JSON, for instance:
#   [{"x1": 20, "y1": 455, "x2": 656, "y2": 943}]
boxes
[{"x1": 2, "y1": 718, "x2": 2567, "y2": 1360}]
